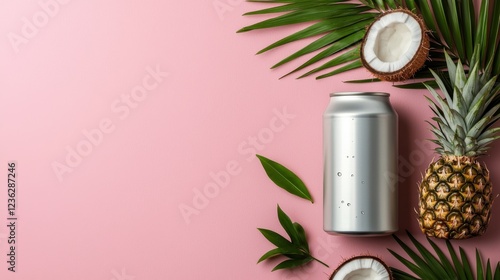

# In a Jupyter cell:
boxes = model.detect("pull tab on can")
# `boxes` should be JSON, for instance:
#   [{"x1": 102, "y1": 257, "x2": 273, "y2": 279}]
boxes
[{"x1": 323, "y1": 92, "x2": 398, "y2": 236}]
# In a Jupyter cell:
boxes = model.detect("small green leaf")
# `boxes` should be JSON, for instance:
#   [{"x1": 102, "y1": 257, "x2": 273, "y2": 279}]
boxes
[
  {"x1": 256, "y1": 154, "x2": 313, "y2": 203},
  {"x1": 277, "y1": 205, "x2": 301, "y2": 245},
  {"x1": 293, "y1": 222, "x2": 309, "y2": 252},
  {"x1": 257, "y1": 228, "x2": 292, "y2": 248},
  {"x1": 272, "y1": 257, "x2": 313, "y2": 271},
  {"x1": 258, "y1": 247, "x2": 303, "y2": 263},
  {"x1": 257, "y1": 205, "x2": 328, "y2": 271}
]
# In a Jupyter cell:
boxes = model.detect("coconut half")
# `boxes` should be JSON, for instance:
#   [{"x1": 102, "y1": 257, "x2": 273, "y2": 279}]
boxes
[
  {"x1": 360, "y1": 9, "x2": 429, "y2": 82},
  {"x1": 330, "y1": 256, "x2": 393, "y2": 280}
]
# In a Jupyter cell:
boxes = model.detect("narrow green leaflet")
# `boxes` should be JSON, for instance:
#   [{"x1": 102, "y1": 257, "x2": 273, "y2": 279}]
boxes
[
  {"x1": 477, "y1": 250, "x2": 485, "y2": 280},
  {"x1": 297, "y1": 46, "x2": 360, "y2": 79},
  {"x1": 495, "y1": 263, "x2": 500, "y2": 280},
  {"x1": 391, "y1": 268, "x2": 419, "y2": 280},
  {"x1": 277, "y1": 205, "x2": 300, "y2": 245},
  {"x1": 475, "y1": 0, "x2": 489, "y2": 66},
  {"x1": 256, "y1": 154, "x2": 313, "y2": 203},
  {"x1": 271, "y1": 19, "x2": 370, "y2": 69},
  {"x1": 258, "y1": 247, "x2": 303, "y2": 263},
  {"x1": 390, "y1": 231, "x2": 500, "y2": 280},
  {"x1": 461, "y1": 0, "x2": 475, "y2": 62},
  {"x1": 272, "y1": 257, "x2": 313, "y2": 271},
  {"x1": 292, "y1": 222, "x2": 309, "y2": 252},
  {"x1": 317, "y1": 60, "x2": 362, "y2": 79},
  {"x1": 444, "y1": 0, "x2": 465, "y2": 61},
  {"x1": 460, "y1": 247, "x2": 474, "y2": 280},
  {"x1": 257, "y1": 205, "x2": 328, "y2": 271},
  {"x1": 257, "y1": 228, "x2": 293, "y2": 248},
  {"x1": 255, "y1": 14, "x2": 374, "y2": 55},
  {"x1": 486, "y1": 260, "x2": 493, "y2": 280}
]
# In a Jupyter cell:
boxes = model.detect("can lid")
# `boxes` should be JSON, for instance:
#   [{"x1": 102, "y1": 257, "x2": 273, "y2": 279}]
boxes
[{"x1": 329, "y1": 92, "x2": 389, "y2": 97}]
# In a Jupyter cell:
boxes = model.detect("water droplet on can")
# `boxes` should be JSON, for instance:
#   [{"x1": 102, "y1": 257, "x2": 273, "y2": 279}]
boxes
[
  {"x1": 361, "y1": 181, "x2": 365, "y2": 184},
  {"x1": 347, "y1": 203, "x2": 351, "y2": 206},
  {"x1": 361, "y1": 211, "x2": 365, "y2": 215},
  {"x1": 337, "y1": 172, "x2": 342, "y2": 177},
  {"x1": 341, "y1": 200, "x2": 344, "y2": 203},
  {"x1": 351, "y1": 174, "x2": 354, "y2": 177},
  {"x1": 352, "y1": 156, "x2": 355, "y2": 158}
]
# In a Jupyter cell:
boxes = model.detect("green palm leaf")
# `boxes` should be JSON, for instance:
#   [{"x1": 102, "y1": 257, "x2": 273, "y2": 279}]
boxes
[
  {"x1": 271, "y1": 19, "x2": 370, "y2": 69},
  {"x1": 238, "y1": 0, "x2": 378, "y2": 78},
  {"x1": 239, "y1": 0, "x2": 500, "y2": 85},
  {"x1": 390, "y1": 231, "x2": 500, "y2": 280},
  {"x1": 296, "y1": 46, "x2": 360, "y2": 79}
]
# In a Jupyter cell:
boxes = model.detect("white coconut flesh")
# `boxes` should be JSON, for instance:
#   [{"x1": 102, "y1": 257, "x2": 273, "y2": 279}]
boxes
[
  {"x1": 332, "y1": 257, "x2": 391, "y2": 280},
  {"x1": 362, "y1": 11, "x2": 424, "y2": 74}
]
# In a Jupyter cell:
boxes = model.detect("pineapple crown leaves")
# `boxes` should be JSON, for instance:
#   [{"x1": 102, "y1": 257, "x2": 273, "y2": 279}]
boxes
[
  {"x1": 389, "y1": 231, "x2": 500, "y2": 280},
  {"x1": 257, "y1": 205, "x2": 329, "y2": 271},
  {"x1": 425, "y1": 50, "x2": 500, "y2": 157}
]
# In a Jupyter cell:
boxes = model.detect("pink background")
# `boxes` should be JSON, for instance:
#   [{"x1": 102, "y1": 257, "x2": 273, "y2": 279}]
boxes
[{"x1": 0, "y1": 1, "x2": 499, "y2": 279}]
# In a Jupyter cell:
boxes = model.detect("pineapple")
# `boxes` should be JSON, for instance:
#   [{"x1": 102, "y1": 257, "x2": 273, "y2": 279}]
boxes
[{"x1": 418, "y1": 51, "x2": 500, "y2": 239}]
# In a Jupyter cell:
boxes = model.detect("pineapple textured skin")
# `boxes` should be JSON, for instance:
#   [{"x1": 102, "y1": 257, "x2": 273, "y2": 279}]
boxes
[{"x1": 419, "y1": 155, "x2": 493, "y2": 239}]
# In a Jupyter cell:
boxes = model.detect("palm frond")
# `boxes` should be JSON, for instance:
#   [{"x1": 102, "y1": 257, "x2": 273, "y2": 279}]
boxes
[
  {"x1": 239, "y1": 0, "x2": 500, "y2": 84},
  {"x1": 390, "y1": 231, "x2": 500, "y2": 280},
  {"x1": 238, "y1": 0, "x2": 382, "y2": 79}
]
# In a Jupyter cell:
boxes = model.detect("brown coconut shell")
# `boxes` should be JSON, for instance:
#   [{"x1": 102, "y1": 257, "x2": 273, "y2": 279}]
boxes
[
  {"x1": 360, "y1": 9, "x2": 430, "y2": 82},
  {"x1": 330, "y1": 255, "x2": 393, "y2": 280}
]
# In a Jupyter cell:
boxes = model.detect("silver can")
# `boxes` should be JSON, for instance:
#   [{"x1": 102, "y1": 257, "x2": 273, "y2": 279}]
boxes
[{"x1": 323, "y1": 92, "x2": 398, "y2": 236}]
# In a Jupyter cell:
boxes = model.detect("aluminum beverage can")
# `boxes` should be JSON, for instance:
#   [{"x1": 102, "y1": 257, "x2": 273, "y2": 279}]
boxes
[{"x1": 323, "y1": 92, "x2": 398, "y2": 236}]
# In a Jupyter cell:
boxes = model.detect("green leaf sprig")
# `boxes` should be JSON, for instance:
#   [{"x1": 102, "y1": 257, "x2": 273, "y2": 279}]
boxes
[
  {"x1": 256, "y1": 154, "x2": 313, "y2": 203},
  {"x1": 258, "y1": 205, "x2": 329, "y2": 271},
  {"x1": 389, "y1": 231, "x2": 500, "y2": 280}
]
